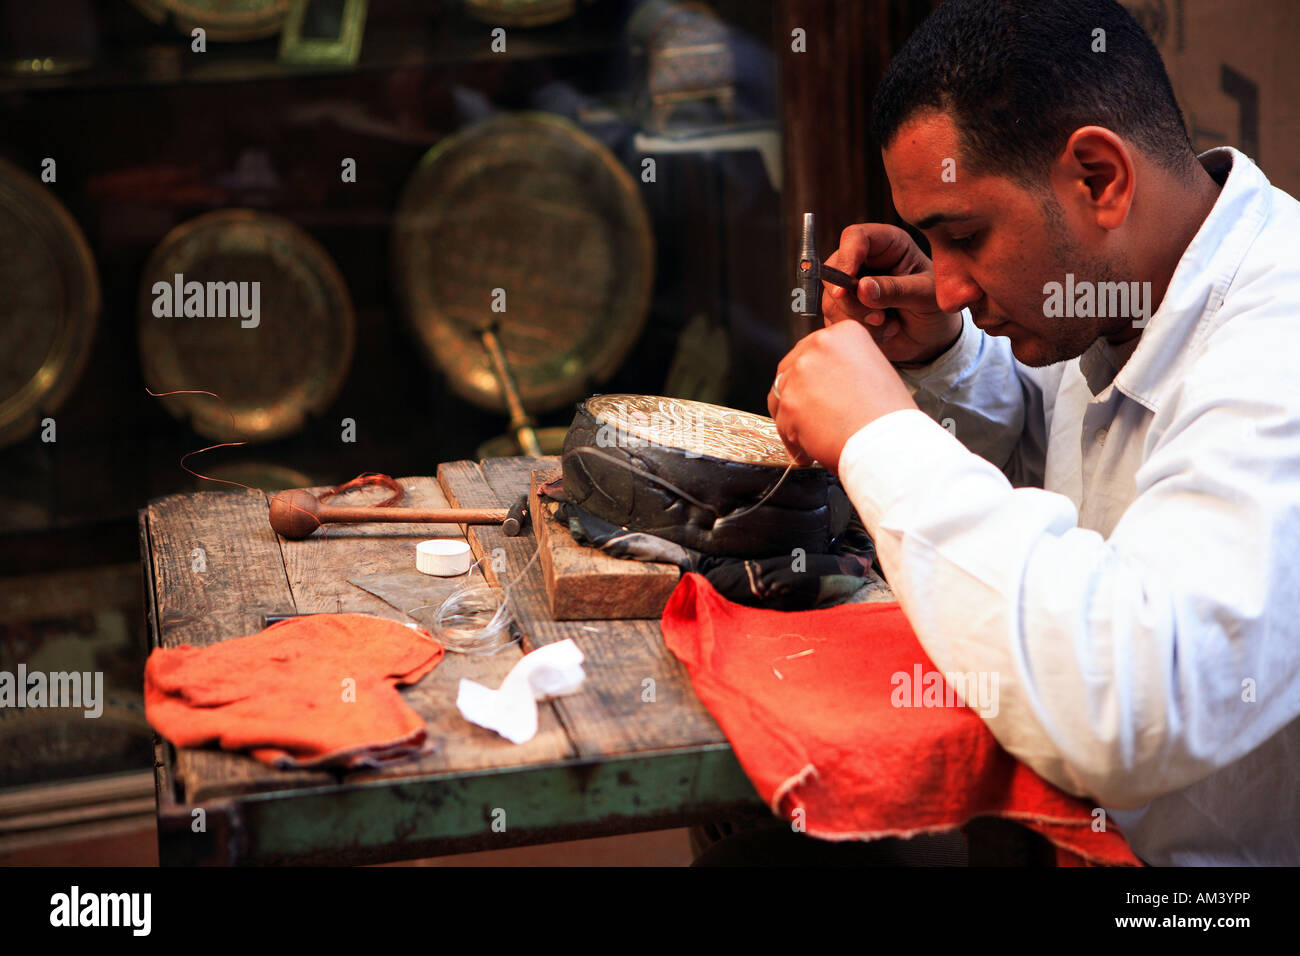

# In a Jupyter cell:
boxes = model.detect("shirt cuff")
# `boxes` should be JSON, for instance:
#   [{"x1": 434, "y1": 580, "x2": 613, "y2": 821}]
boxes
[
  {"x1": 893, "y1": 309, "x2": 980, "y2": 395},
  {"x1": 838, "y1": 408, "x2": 972, "y2": 533}
]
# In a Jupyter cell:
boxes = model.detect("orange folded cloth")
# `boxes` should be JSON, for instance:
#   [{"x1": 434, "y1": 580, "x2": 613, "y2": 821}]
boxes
[
  {"x1": 145, "y1": 613, "x2": 443, "y2": 769},
  {"x1": 662, "y1": 574, "x2": 1140, "y2": 866}
]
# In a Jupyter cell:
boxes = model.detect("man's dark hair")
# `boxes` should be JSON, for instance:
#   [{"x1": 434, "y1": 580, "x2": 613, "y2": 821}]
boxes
[{"x1": 871, "y1": 0, "x2": 1196, "y2": 184}]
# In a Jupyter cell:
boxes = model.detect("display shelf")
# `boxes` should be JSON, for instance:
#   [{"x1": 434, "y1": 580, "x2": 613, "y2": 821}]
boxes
[{"x1": 0, "y1": 3, "x2": 627, "y2": 96}]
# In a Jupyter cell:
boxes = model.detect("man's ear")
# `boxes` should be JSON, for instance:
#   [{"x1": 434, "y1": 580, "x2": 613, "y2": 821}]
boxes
[{"x1": 1056, "y1": 126, "x2": 1135, "y2": 232}]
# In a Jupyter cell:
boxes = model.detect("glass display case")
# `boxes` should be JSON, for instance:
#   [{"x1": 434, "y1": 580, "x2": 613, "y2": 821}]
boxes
[{"x1": 0, "y1": 0, "x2": 798, "y2": 536}]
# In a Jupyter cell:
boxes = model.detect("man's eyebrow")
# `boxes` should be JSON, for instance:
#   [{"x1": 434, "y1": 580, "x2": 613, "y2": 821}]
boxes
[{"x1": 911, "y1": 211, "x2": 977, "y2": 231}]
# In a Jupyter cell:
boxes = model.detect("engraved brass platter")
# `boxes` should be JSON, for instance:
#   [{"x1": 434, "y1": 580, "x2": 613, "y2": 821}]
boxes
[
  {"x1": 0, "y1": 156, "x2": 100, "y2": 449},
  {"x1": 476, "y1": 425, "x2": 568, "y2": 460},
  {"x1": 584, "y1": 393, "x2": 795, "y2": 466},
  {"x1": 199, "y1": 460, "x2": 315, "y2": 493},
  {"x1": 463, "y1": 0, "x2": 580, "y2": 28},
  {"x1": 138, "y1": 210, "x2": 354, "y2": 442},
  {"x1": 394, "y1": 113, "x2": 654, "y2": 415},
  {"x1": 130, "y1": 0, "x2": 291, "y2": 41}
]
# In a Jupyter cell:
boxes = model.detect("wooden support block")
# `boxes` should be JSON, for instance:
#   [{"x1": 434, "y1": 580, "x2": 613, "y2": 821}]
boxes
[{"x1": 530, "y1": 470, "x2": 680, "y2": 620}]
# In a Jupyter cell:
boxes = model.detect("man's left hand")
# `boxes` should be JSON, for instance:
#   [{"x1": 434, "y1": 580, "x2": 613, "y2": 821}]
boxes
[{"x1": 768, "y1": 320, "x2": 918, "y2": 474}]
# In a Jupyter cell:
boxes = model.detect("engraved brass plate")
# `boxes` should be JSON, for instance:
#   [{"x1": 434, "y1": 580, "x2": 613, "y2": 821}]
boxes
[
  {"x1": 0, "y1": 156, "x2": 100, "y2": 449},
  {"x1": 463, "y1": 0, "x2": 578, "y2": 28},
  {"x1": 476, "y1": 426, "x2": 568, "y2": 460},
  {"x1": 394, "y1": 113, "x2": 654, "y2": 414},
  {"x1": 585, "y1": 394, "x2": 795, "y2": 467},
  {"x1": 130, "y1": 0, "x2": 291, "y2": 41},
  {"x1": 138, "y1": 210, "x2": 354, "y2": 442},
  {"x1": 199, "y1": 460, "x2": 315, "y2": 493}
]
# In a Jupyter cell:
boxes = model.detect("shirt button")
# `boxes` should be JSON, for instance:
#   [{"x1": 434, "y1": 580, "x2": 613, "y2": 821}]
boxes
[{"x1": 1096, "y1": 428, "x2": 1108, "y2": 446}]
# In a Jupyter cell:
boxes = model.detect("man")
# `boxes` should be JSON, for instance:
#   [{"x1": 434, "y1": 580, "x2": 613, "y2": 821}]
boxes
[{"x1": 768, "y1": 0, "x2": 1300, "y2": 865}]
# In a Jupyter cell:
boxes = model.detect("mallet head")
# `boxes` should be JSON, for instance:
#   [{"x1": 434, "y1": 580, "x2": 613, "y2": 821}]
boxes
[{"x1": 269, "y1": 489, "x2": 323, "y2": 540}]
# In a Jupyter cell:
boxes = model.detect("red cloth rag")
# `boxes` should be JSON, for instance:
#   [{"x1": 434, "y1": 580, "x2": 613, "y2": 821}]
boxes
[
  {"x1": 145, "y1": 613, "x2": 443, "y2": 769},
  {"x1": 661, "y1": 574, "x2": 1140, "y2": 866}
]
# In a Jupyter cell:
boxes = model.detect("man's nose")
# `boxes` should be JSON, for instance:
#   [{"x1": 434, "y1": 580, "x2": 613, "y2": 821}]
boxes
[{"x1": 932, "y1": 255, "x2": 981, "y2": 315}]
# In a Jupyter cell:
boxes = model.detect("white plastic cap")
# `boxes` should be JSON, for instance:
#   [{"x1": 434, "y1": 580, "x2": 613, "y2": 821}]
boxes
[{"x1": 416, "y1": 538, "x2": 473, "y2": 576}]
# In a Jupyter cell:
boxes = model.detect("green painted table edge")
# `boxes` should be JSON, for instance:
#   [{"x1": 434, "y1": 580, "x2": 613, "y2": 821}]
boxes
[{"x1": 159, "y1": 744, "x2": 764, "y2": 865}]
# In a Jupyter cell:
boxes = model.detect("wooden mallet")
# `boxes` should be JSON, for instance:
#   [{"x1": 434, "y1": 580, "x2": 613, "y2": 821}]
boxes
[{"x1": 269, "y1": 488, "x2": 513, "y2": 540}]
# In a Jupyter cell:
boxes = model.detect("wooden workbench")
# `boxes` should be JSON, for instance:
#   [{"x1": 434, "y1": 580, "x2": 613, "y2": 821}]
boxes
[{"x1": 139, "y1": 457, "x2": 769, "y2": 865}]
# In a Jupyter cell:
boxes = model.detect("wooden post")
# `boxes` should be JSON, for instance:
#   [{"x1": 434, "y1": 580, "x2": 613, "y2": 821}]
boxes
[{"x1": 775, "y1": 0, "x2": 940, "y2": 344}]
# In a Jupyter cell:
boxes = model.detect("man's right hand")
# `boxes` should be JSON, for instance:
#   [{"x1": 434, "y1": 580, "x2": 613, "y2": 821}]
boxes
[{"x1": 822, "y1": 223, "x2": 964, "y2": 366}]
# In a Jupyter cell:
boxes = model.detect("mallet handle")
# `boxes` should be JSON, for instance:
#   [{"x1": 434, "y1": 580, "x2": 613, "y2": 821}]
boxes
[{"x1": 316, "y1": 505, "x2": 508, "y2": 524}]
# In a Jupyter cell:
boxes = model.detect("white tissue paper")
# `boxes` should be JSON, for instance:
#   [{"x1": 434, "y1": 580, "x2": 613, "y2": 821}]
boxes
[{"x1": 456, "y1": 639, "x2": 586, "y2": 744}]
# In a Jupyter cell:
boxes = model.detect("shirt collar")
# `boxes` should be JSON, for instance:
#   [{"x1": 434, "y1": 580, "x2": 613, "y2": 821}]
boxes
[
  {"x1": 1109, "y1": 147, "x2": 1273, "y2": 411},
  {"x1": 1079, "y1": 337, "x2": 1121, "y2": 395}
]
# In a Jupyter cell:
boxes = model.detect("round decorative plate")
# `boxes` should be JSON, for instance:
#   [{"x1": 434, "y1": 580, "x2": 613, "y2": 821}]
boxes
[
  {"x1": 476, "y1": 425, "x2": 569, "y2": 460},
  {"x1": 394, "y1": 113, "x2": 654, "y2": 415},
  {"x1": 138, "y1": 210, "x2": 354, "y2": 443},
  {"x1": 198, "y1": 460, "x2": 315, "y2": 493},
  {"x1": 130, "y1": 0, "x2": 290, "y2": 41},
  {"x1": 0, "y1": 156, "x2": 100, "y2": 449},
  {"x1": 584, "y1": 393, "x2": 797, "y2": 467},
  {"x1": 463, "y1": 0, "x2": 579, "y2": 29}
]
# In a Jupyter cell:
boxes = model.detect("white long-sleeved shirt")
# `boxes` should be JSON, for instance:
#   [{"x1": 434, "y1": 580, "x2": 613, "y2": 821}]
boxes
[{"x1": 838, "y1": 148, "x2": 1300, "y2": 866}]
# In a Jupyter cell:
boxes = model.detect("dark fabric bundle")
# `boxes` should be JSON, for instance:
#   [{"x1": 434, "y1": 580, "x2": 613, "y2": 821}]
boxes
[
  {"x1": 561, "y1": 399, "x2": 852, "y2": 558},
  {"x1": 542, "y1": 476, "x2": 877, "y2": 611}
]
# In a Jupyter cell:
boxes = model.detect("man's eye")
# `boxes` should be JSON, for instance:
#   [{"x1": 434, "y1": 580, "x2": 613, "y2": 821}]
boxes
[{"x1": 949, "y1": 232, "x2": 978, "y2": 247}]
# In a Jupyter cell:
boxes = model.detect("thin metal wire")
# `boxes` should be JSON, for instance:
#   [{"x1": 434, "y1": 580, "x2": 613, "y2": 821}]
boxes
[
  {"x1": 712, "y1": 461, "x2": 797, "y2": 527},
  {"x1": 566, "y1": 445, "x2": 717, "y2": 512},
  {"x1": 406, "y1": 539, "x2": 544, "y2": 654}
]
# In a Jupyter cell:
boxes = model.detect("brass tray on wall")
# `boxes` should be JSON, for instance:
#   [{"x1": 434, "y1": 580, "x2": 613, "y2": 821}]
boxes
[
  {"x1": 393, "y1": 113, "x2": 654, "y2": 415},
  {"x1": 138, "y1": 210, "x2": 355, "y2": 442},
  {"x1": 130, "y1": 0, "x2": 291, "y2": 42},
  {"x1": 463, "y1": 0, "x2": 582, "y2": 29},
  {"x1": 0, "y1": 156, "x2": 100, "y2": 449}
]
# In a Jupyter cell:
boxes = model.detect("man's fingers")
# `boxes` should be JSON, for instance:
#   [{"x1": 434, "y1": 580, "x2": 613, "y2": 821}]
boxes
[
  {"x1": 828, "y1": 223, "x2": 912, "y2": 276},
  {"x1": 822, "y1": 226, "x2": 930, "y2": 324},
  {"x1": 857, "y1": 272, "x2": 936, "y2": 313},
  {"x1": 776, "y1": 423, "x2": 810, "y2": 466},
  {"x1": 767, "y1": 364, "x2": 809, "y2": 463},
  {"x1": 823, "y1": 286, "x2": 865, "y2": 323}
]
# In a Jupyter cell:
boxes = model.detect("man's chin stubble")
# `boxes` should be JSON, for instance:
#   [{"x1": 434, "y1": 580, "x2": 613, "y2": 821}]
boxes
[
  {"x1": 1003, "y1": 328, "x2": 1072, "y2": 368},
  {"x1": 1012, "y1": 331, "x2": 1097, "y2": 368}
]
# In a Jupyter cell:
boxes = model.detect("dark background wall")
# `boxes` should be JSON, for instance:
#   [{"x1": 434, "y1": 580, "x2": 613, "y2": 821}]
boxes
[{"x1": 0, "y1": 0, "x2": 793, "y2": 572}]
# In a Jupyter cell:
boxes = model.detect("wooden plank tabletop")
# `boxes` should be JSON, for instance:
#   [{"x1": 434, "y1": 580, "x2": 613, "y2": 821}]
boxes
[
  {"x1": 144, "y1": 474, "x2": 575, "y2": 805},
  {"x1": 142, "y1": 460, "x2": 762, "y2": 862}
]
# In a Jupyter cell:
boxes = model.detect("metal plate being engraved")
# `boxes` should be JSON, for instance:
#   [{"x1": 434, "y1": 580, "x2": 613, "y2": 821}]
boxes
[
  {"x1": 463, "y1": 0, "x2": 579, "y2": 28},
  {"x1": 0, "y1": 156, "x2": 100, "y2": 449},
  {"x1": 585, "y1": 394, "x2": 795, "y2": 467},
  {"x1": 394, "y1": 113, "x2": 654, "y2": 415},
  {"x1": 138, "y1": 210, "x2": 354, "y2": 442},
  {"x1": 129, "y1": 0, "x2": 291, "y2": 41}
]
